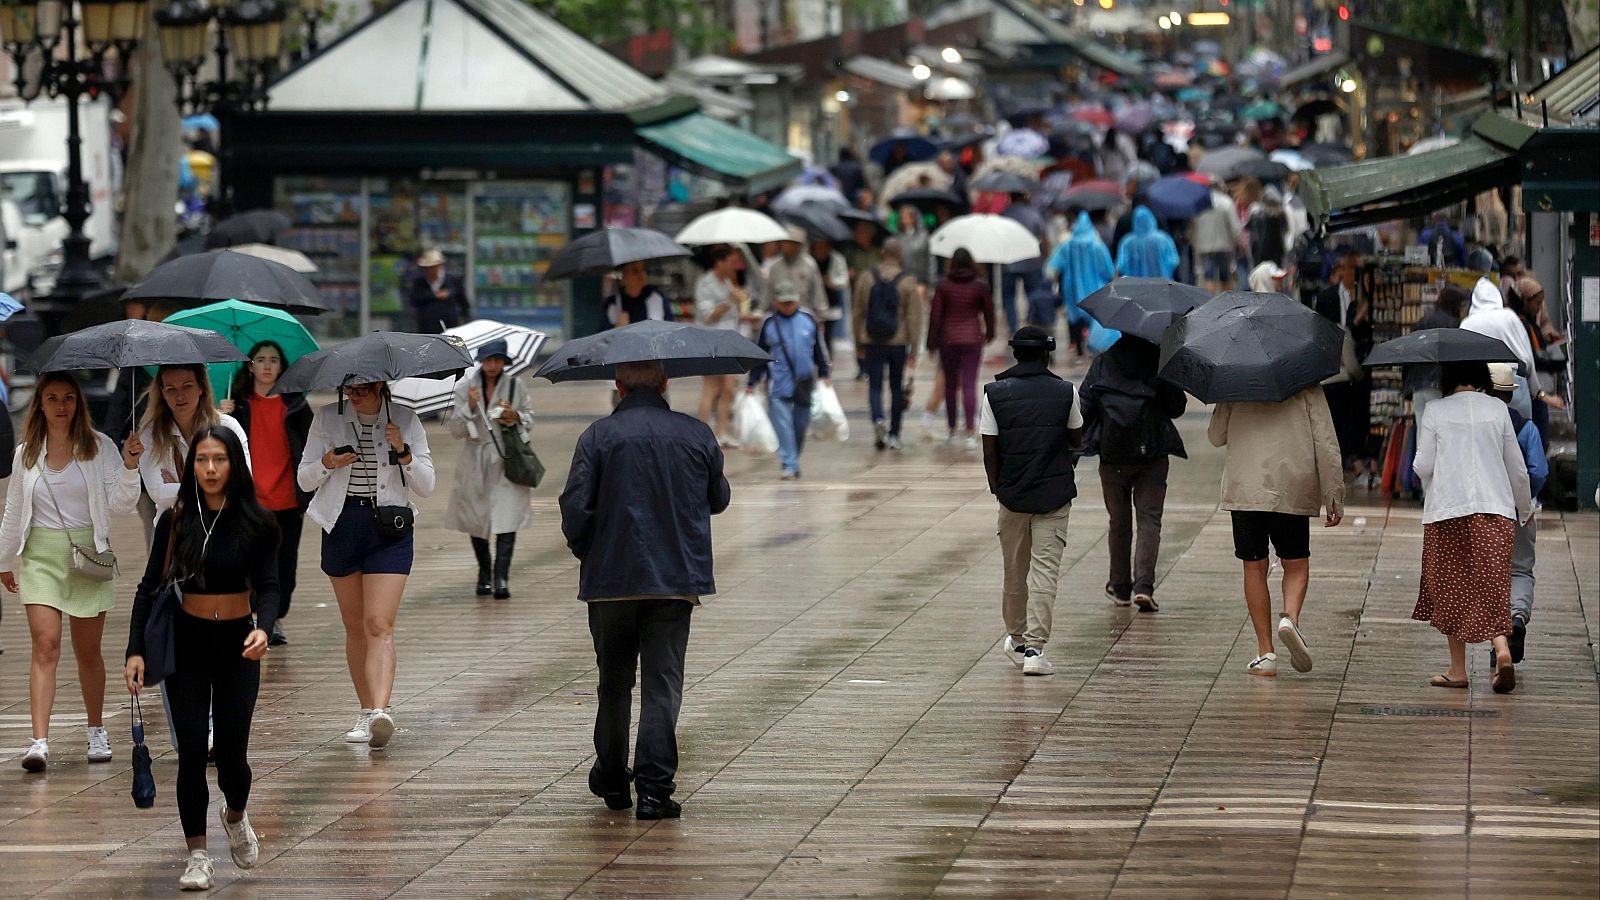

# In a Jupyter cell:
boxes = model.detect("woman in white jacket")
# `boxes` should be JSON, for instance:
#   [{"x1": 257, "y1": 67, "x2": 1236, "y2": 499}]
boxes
[
  {"x1": 138, "y1": 364, "x2": 251, "y2": 514},
  {"x1": 446, "y1": 341, "x2": 532, "y2": 600},
  {"x1": 299, "y1": 382, "x2": 434, "y2": 749},
  {"x1": 0, "y1": 372, "x2": 143, "y2": 772}
]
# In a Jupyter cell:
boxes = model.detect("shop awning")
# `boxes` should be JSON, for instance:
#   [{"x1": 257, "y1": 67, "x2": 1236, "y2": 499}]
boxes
[
  {"x1": 1276, "y1": 51, "x2": 1348, "y2": 88},
  {"x1": 1298, "y1": 135, "x2": 1520, "y2": 233},
  {"x1": 635, "y1": 112, "x2": 802, "y2": 194},
  {"x1": 1531, "y1": 46, "x2": 1600, "y2": 123},
  {"x1": 842, "y1": 56, "x2": 922, "y2": 91}
]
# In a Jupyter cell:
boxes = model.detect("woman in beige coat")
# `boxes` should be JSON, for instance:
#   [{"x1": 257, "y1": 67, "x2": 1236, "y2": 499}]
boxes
[
  {"x1": 446, "y1": 341, "x2": 534, "y2": 599},
  {"x1": 1209, "y1": 385, "x2": 1345, "y2": 678}
]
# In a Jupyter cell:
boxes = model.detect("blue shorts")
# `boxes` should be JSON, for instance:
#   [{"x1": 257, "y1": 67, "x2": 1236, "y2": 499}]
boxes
[{"x1": 321, "y1": 497, "x2": 414, "y2": 577}]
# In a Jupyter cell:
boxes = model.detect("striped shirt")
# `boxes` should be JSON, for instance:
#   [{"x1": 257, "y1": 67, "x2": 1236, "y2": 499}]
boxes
[{"x1": 348, "y1": 415, "x2": 379, "y2": 498}]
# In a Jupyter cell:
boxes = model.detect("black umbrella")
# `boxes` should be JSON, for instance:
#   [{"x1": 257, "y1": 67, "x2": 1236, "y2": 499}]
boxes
[
  {"x1": 123, "y1": 249, "x2": 330, "y2": 314},
  {"x1": 535, "y1": 320, "x2": 772, "y2": 383},
  {"x1": 835, "y1": 206, "x2": 888, "y2": 241},
  {"x1": 1363, "y1": 329, "x2": 1518, "y2": 367},
  {"x1": 130, "y1": 692, "x2": 155, "y2": 809},
  {"x1": 204, "y1": 209, "x2": 292, "y2": 249},
  {"x1": 30, "y1": 319, "x2": 246, "y2": 372},
  {"x1": 1297, "y1": 142, "x2": 1353, "y2": 166},
  {"x1": 1230, "y1": 157, "x2": 1292, "y2": 182},
  {"x1": 1057, "y1": 187, "x2": 1123, "y2": 212},
  {"x1": 543, "y1": 227, "x2": 690, "y2": 280},
  {"x1": 887, "y1": 188, "x2": 970, "y2": 216},
  {"x1": 1158, "y1": 291, "x2": 1343, "y2": 403},
  {"x1": 1081, "y1": 278, "x2": 1210, "y2": 343},
  {"x1": 780, "y1": 203, "x2": 852, "y2": 242},
  {"x1": 274, "y1": 332, "x2": 474, "y2": 394},
  {"x1": 969, "y1": 171, "x2": 1040, "y2": 194}
]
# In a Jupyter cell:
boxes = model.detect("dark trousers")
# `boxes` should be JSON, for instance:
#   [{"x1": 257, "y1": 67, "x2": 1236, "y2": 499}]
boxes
[
  {"x1": 863, "y1": 344, "x2": 908, "y2": 435},
  {"x1": 166, "y1": 611, "x2": 259, "y2": 839},
  {"x1": 273, "y1": 508, "x2": 304, "y2": 619},
  {"x1": 1100, "y1": 458, "x2": 1170, "y2": 597},
  {"x1": 940, "y1": 343, "x2": 983, "y2": 432},
  {"x1": 588, "y1": 599, "x2": 693, "y2": 800},
  {"x1": 1001, "y1": 268, "x2": 1042, "y2": 335}
]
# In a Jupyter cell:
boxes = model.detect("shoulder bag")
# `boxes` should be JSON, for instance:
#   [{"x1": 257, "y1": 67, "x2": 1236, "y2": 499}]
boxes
[
  {"x1": 484, "y1": 378, "x2": 544, "y2": 488},
  {"x1": 364, "y1": 404, "x2": 415, "y2": 540},
  {"x1": 39, "y1": 460, "x2": 116, "y2": 582},
  {"x1": 141, "y1": 511, "x2": 181, "y2": 687}
]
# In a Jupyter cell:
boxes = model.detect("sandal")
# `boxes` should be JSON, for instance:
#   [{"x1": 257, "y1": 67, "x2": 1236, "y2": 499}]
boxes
[
  {"x1": 1429, "y1": 675, "x2": 1468, "y2": 689},
  {"x1": 1492, "y1": 656, "x2": 1516, "y2": 694}
]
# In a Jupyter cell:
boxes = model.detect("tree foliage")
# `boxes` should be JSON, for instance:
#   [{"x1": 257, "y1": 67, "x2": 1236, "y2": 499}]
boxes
[{"x1": 538, "y1": 0, "x2": 731, "y2": 53}]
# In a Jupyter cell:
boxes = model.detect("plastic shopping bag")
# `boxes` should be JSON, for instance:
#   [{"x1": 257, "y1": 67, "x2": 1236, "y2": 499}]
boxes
[
  {"x1": 808, "y1": 382, "x2": 849, "y2": 442},
  {"x1": 733, "y1": 391, "x2": 779, "y2": 455}
]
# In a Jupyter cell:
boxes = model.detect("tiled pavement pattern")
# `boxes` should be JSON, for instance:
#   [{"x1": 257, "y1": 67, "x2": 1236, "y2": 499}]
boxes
[{"x1": 0, "y1": 367, "x2": 1595, "y2": 898}]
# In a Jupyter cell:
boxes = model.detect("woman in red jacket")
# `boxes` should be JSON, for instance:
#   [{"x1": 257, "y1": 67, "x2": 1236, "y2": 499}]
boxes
[{"x1": 928, "y1": 248, "x2": 996, "y2": 448}]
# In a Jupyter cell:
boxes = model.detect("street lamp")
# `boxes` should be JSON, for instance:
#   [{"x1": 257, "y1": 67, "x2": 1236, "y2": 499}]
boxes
[
  {"x1": 156, "y1": 0, "x2": 285, "y2": 113},
  {"x1": 0, "y1": 0, "x2": 144, "y2": 315}
]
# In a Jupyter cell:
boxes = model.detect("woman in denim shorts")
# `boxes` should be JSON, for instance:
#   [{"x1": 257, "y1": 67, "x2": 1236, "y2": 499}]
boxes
[{"x1": 298, "y1": 382, "x2": 434, "y2": 750}]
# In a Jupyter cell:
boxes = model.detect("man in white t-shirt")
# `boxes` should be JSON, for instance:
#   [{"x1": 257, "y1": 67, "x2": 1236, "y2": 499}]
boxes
[{"x1": 979, "y1": 326, "x2": 1083, "y2": 676}]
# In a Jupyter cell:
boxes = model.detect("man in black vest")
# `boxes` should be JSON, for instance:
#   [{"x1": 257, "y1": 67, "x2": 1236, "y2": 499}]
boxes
[{"x1": 980, "y1": 326, "x2": 1083, "y2": 676}]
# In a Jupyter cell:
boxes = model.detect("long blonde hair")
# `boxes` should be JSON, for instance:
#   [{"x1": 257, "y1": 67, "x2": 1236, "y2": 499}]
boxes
[
  {"x1": 22, "y1": 372, "x2": 99, "y2": 469},
  {"x1": 145, "y1": 364, "x2": 221, "y2": 463}
]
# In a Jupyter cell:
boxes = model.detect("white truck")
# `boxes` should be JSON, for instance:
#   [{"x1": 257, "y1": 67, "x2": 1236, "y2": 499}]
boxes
[{"x1": 0, "y1": 97, "x2": 120, "y2": 299}]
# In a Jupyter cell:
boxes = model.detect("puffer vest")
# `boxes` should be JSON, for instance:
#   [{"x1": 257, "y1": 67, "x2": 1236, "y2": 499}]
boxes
[{"x1": 985, "y1": 362, "x2": 1078, "y2": 514}]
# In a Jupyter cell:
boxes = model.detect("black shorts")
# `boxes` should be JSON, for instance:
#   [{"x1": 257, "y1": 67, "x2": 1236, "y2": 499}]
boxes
[
  {"x1": 321, "y1": 498, "x2": 414, "y2": 577},
  {"x1": 1230, "y1": 511, "x2": 1311, "y2": 562}
]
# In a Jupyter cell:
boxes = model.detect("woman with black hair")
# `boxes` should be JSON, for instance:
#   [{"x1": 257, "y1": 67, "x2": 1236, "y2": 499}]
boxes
[
  {"x1": 299, "y1": 380, "x2": 434, "y2": 749},
  {"x1": 446, "y1": 341, "x2": 533, "y2": 599},
  {"x1": 221, "y1": 341, "x2": 312, "y2": 646},
  {"x1": 124, "y1": 426, "x2": 280, "y2": 891}
]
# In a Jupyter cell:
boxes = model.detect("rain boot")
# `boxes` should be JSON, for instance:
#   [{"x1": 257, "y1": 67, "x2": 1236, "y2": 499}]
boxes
[
  {"x1": 471, "y1": 537, "x2": 492, "y2": 596},
  {"x1": 493, "y1": 533, "x2": 515, "y2": 599}
]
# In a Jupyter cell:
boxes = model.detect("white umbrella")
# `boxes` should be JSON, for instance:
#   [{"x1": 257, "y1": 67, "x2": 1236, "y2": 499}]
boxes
[
  {"x1": 771, "y1": 184, "x2": 850, "y2": 214},
  {"x1": 930, "y1": 214, "x2": 1039, "y2": 264},
  {"x1": 390, "y1": 320, "x2": 547, "y2": 415},
  {"x1": 926, "y1": 76, "x2": 975, "y2": 101},
  {"x1": 674, "y1": 207, "x2": 789, "y2": 246},
  {"x1": 225, "y1": 243, "x2": 319, "y2": 273},
  {"x1": 1268, "y1": 149, "x2": 1315, "y2": 172}
]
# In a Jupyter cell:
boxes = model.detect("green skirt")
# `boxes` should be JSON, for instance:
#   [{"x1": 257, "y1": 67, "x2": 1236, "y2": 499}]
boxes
[{"x1": 20, "y1": 527, "x2": 115, "y2": 618}]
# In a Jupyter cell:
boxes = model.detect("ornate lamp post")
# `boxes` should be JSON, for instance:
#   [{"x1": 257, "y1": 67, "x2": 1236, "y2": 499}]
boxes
[{"x1": 155, "y1": 0, "x2": 284, "y2": 113}]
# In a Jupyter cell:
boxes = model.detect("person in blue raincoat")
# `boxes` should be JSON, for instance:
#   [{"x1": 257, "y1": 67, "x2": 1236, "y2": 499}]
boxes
[
  {"x1": 1115, "y1": 206, "x2": 1180, "y2": 279},
  {"x1": 1046, "y1": 212, "x2": 1115, "y2": 358}
]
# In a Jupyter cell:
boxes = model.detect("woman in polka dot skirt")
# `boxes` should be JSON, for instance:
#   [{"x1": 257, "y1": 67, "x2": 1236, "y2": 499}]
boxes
[{"x1": 1411, "y1": 361, "x2": 1533, "y2": 693}]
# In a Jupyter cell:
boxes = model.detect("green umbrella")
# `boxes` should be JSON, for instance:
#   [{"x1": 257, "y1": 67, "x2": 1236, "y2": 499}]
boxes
[
  {"x1": 157, "y1": 300, "x2": 320, "y2": 402},
  {"x1": 1240, "y1": 100, "x2": 1285, "y2": 121}
]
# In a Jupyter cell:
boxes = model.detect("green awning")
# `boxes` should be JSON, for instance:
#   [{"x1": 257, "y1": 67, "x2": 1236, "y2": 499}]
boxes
[
  {"x1": 636, "y1": 112, "x2": 802, "y2": 195},
  {"x1": 1299, "y1": 136, "x2": 1520, "y2": 233}
]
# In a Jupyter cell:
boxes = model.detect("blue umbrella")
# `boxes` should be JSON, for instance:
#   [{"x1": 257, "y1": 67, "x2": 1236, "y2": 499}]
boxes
[
  {"x1": 796, "y1": 166, "x2": 840, "y2": 189},
  {"x1": 130, "y1": 692, "x2": 155, "y2": 809},
  {"x1": 1145, "y1": 175, "x2": 1213, "y2": 221},
  {"x1": 869, "y1": 132, "x2": 939, "y2": 166},
  {"x1": 181, "y1": 113, "x2": 220, "y2": 133},
  {"x1": 0, "y1": 292, "x2": 24, "y2": 323}
]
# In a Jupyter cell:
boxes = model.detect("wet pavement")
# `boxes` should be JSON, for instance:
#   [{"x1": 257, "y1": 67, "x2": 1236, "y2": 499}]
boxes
[{"x1": 1, "y1": 357, "x2": 1596, "y2": 897}]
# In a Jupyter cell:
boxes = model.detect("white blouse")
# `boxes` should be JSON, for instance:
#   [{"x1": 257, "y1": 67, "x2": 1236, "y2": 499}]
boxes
[
  {"x1": 1413, "y1": 390, "x2": 1533, "y2": 526},
  {"x1": 33, "y1": 460, "x2": 92, "y2": 529}
]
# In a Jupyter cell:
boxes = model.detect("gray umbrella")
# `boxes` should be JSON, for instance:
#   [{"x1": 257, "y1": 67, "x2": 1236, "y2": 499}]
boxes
[
  {"x1": 1196, "y1": 146, "x2": 1266, "y2": 178},
  {"x1": 780, "y1": 203, "x2": 852, "y2": 242},
  {"x1": 30, "y1": 319, "x2": 246, "y2": 372},
  {"x1": 1363, "y1": 329, "x2": 1517, "y2": 367},
  {"x1": 969, "y1": 171, "x2": 1040, "y2": 194},
  {"x1": 204, "y1": 209, "x2": 292, "y2": 249},
  {"x1": 123, "y1": 249, "x2": 330, "y2": 314},
  {"x1": 274, "y1": 332, "x2": 475, "y2": 394},
  {"x1": 535, "y1": 320, "x2": 772, "y2": 383},
  {"x1": 1081, "y1": 278, "x2": 1210, "y2": 343},
  {"x1": 543, "y1": 227, "x2": 691, "y2": 281},
  {"x1": 1158, "y1": 291, "x2": 1343, "y2": 403}
]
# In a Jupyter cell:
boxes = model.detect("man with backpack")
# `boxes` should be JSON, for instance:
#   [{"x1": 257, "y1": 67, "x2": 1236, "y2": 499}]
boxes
[
  {"x1": 1080, "y1": 335, "x2": 1187, "y2": 612},
  {"x1": 852, "y1": 237, "x2": 922, "y2": 451}
]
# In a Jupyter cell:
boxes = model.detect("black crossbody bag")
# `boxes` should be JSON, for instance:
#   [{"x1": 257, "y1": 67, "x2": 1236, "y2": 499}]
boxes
[{"x1": 353, "y1": 405, "x2": 415, "y2": 540}]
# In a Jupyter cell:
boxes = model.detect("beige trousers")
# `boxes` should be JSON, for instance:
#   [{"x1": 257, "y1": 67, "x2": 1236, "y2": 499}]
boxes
[{"x1": 997, "y1": 502, "x2": 1072, "y2": 648}]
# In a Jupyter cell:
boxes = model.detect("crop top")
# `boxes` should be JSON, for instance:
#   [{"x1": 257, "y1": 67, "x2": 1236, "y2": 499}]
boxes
[{"x1": 125, "y1": 508, "x2": 281, "y2": 659}]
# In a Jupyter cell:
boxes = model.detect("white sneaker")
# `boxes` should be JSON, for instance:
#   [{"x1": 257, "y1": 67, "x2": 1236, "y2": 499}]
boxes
[
  {"x1": 178, "y1": 850, "x2": 214, "y2": 891},
  {"x1": 1002, "y1": 635, "x2": 1028, "y2": 669},
  {"x1": 962, "y1": 433, "x2": 980, "y2": 450},
  {"x1": 220, "y1": 807, "x2": 260, "y2": 869},
  {"x1": 368, "y1": 710, "x2": 394, "y2": 749},
  {"x1": 86, "y1": 726, "x2": 111, "y2": 763},
  {"x1": 344, "y1": 710, "x2": 375, "y2": 743},
  {"x1": 20, "y1": 738, "x2": 47, "y2": 773},
  {"x1": 1248, "y1": 653, "x2": 1279, "y2": 677},
  {"x1": 1022, "y1": 648, "x2": 1055, "y2": 676},
  {"x1": 1277, "y1": 616, "x2": 1313, "y2": 673}
]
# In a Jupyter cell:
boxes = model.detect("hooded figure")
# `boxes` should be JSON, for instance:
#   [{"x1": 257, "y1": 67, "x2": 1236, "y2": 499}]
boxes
[
  {"x1": 1116, "y1": 206, "x2": 1180, "y2": 278},
  {"x1": 1461, "y1": 275, "x2": 1540, "y2": 394},
  {"x1": 1047, "y1": 212, "x2": 1115, "y2": 326}
]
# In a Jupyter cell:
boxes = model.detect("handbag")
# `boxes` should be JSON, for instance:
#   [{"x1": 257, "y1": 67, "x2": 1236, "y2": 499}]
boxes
[
  {"x1": 359, "y1": 407, "x2": 415, "y2": 541},
  {"x1": 38, "y1": 461, "x2": 116, "y2": 582},
  {"x1": 141, "y1": 512, "x2": 181, "y2": 688},
  {"x1": 483, "y1": 378, "x2": 544, "y2": 488}
]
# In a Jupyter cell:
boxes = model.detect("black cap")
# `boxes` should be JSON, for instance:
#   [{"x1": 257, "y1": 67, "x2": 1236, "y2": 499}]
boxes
[{"x1": 1009, "y1": 325, "x2": 1055, "y2": 351}]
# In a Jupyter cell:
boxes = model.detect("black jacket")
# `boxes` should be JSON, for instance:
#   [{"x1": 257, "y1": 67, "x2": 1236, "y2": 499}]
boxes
[
  {"x1": 984, "y1": 361, "x2": 1079, "y2": 514},
  {"x1": 231, "y1": 390, "x2": 314, "y2": 508},
  {"x1": 1080, "y1": 337, "x2": 1187, "y2": 463},
  {"x1": 559, "y1": 391, "x2": 730, "y2": 600},
  {"x1": 408, "y1": 272, "x2": 471, "y2": 334}
]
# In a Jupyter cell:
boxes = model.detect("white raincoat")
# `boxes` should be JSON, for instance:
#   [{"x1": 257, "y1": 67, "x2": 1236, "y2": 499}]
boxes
[
  {"x1": 445, "y1": 364, "x2": 534, "y2": 539},
  {"x1": 1461, "y1": 276, "x2": 1540, "y2": 393}
]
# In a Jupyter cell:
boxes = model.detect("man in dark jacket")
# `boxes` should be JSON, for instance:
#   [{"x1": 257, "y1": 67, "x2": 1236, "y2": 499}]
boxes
[
  {"x1": 1080, "y1": 336, "x2": 1186, "y2": 612},
  {"x1": 980, "y1": 327, "x2": 1083, "y2": 677},
  {"x1": 559, "y1": 360, "x2": 731, "y2": 820},
  {"x1": 408, "y1": 249, "x2": 471, "y2": 333}
]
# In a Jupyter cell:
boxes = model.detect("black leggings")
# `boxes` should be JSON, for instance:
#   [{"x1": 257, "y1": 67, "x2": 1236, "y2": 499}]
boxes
[
  {"x1": 273, "y1": 508, "x2": 305, "y2": 619},
  {"x1": 166, "y1": 610, "x2": 259, "y2": 839}
]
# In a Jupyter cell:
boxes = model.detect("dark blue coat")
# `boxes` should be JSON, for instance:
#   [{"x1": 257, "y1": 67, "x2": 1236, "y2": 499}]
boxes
[{"x1": 559, "y1": 390, "x2": 730, "y2": 600}]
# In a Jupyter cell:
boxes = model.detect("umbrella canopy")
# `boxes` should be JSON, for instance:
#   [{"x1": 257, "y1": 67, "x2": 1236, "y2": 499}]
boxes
[
  {"x1": 1056, "y1": 187, "x2": 1123, "y2": 212},
  {"x1": 1080, "y1": 278, "x2": 1209, "y2": 343},
  {"x1": 1268, "y1": 149, "x2": 1316, "y2": 172},
  {"x1": 131, "y1": 693, "x2": 155, "y2": 809},
  {"x1": 204, "y1": 209, "x2": 292, "y2": 249},
  {"x1": 0, "y1": 292, "x2": 24, "y2": 323},
  {"x1": 1196, "y1": 146, "x2": 1267, "y2": 177},
  {"x1": 123, "y1": 249, "x2": 330, "y2": 314},
  {"x1": 771, "y1": 184, "x2": 850, "y2": 214},
  {"x1": 995, "y1": 129, "x2": 1050, "y2": 159},
  {"x1": 1297, "y1": 142, "x2": 1354, "y2": 166},
  {"x1": 1231, "y1": 157, "x2": 1292, "y2": 182},
  {"x1": 969, "y1": 171, "x2": 1040, "y2": 194},
  {"x1": 162, "y1": 300, "x2": 320, "y2": 401},
  {"x1": 796, "y1": 166, "x2": 840, "y2": 188},
  {"x1": 1158, "y1": 291, "x2": 1343, "y2": 403},
  {"x1": 391, "y1": 321, "x2": 549, "y2": 415},
  {"x1": 535, "y1": 319, "x2": 771, "y2": 383},
  {"x1": 30, "y1": 319, "x2": 247, "y2": 372},
  {"x1": 544, "y1": 227, "x2": 689, "y2": 280},
  {"x1": 1145, "y1": 175, "x2": 1214, "y2": 221},
  {"x1": 1363, "y1": 330, "x2": 1518, "y2": 368},
  {"x1": 1115, "y1": 103, "x2": 1155, "y2": 131},
  {"x1": 1071, "y1": 106, "x2": 1115, "y2": 127},
  {"x1": 275, "y1": 332, "x2": 474, "y2": 394},
  {"x1": 878, "y1": 161, "x2": 952, "y2": 214},
  {"x1": 925, "y1": 76, "x2": 975, "y2": 101},
  {"x1": 675, "y1": 208, "x2": 789, "y2": 246},
  {"x1": 929, "y1": 214, "x2": 1039, "y2": 264},
  {"x1": 886, "y1": 188, "x2": 970, "y2": 216},
  {"x1": 780, "y1": 203, "x2": 852, "y2": 242},
  {"x1": 1240, "y1": 100, "x2": 1286, "y2": 121},
  {"x1": 226, "y1": 243, "x2": 318, "y2": 273},
  {"x1": 869, "y1": 132, "x2": 940, "y2": 166}
]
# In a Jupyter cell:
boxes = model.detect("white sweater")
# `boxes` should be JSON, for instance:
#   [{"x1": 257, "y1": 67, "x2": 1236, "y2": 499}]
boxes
[
  {"x1": 0, "y1": 434, "x2": 142, "y2": 571},
  {"x1": 298, "y1": 401, "x2": 435, "y2": 533},
  {"x1": 1413, "y1": 390, "x2": 1532, "y2": 526}
]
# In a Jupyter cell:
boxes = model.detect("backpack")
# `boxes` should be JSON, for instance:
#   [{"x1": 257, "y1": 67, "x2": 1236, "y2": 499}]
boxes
[
  {"x1": 865, "y1": 270, "x2": 909, "y2": 342},
  {"x1": 1093, "y1": 388, "x2": 1165, "y2": 465}
]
